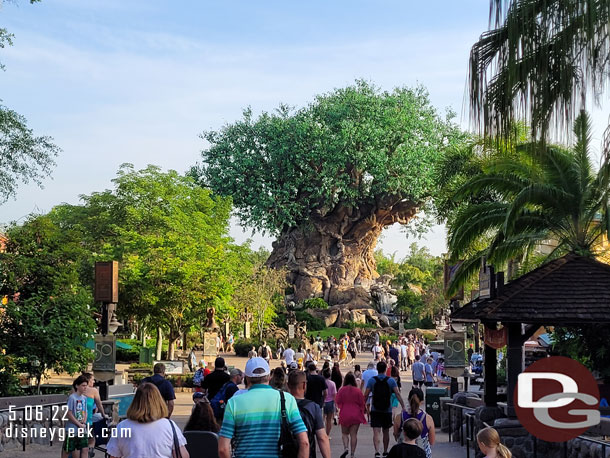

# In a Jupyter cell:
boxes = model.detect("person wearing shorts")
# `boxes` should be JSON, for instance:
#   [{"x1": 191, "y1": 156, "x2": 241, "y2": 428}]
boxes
[
  {"x1": 62, "y1": 375, "x2": 89, "y2": 458},
  {"x1": 411, "y1": 355, "x2": 426, "y2": 388},
  {"x1": 364, "y1": 361, "x2": 406, "y2": 458}
]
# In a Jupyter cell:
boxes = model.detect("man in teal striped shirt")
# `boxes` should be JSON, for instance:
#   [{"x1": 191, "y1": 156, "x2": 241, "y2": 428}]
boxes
[{"x1": 219, "y1": 357, "x2": 309, "y2": 458}]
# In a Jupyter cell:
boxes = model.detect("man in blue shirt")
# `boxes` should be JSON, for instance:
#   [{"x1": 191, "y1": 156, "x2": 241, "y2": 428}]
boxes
[
  {"x1": 363, "y1": 361, "x2": 406, "y2": 458},
  {"x1": 142, "y1": 363, "x2": 176, "y2": 417},
  {"x1": 219, "y1": 357, "x2": 309, "y2": 458},
  {"x1": 411, "y1": 355, "x2": 426, "y2": 388}
]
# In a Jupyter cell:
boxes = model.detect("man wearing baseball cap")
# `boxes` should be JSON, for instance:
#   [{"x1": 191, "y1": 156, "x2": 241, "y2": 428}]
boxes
[{"x1": 218, "y1": 357, "x2": 309, "y2": 458}]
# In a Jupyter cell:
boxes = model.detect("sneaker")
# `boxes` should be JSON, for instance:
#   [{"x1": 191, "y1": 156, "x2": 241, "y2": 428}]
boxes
[
  {"x1": 340, "y1": 451, "x2": 349, "y2": 458},
  {"x1": 375, "y1": 453, "x2": 381, "y2": 458},
  {"x1": 382, "y1": 454, "x2": 388, "y2": 458}
]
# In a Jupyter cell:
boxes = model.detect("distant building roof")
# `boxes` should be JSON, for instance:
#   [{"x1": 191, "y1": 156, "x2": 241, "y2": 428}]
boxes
[{"x1": 451, "y1": 253, "x2": 610, "y2": 325}]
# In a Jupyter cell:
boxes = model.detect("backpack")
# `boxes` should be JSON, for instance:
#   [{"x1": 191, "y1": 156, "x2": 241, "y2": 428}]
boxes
[
  {"x1": 193, "y1": 369, "x2": 204, "y2": 387},
  {"x1": 210, "y1": 381, "x2": 235, "y2": 420},
  {"x1": 372, "y1": 376, "x2": 392, "y2": 411},
  {"x1": 261, "y1": 346, "x2": 269, "y2": 359},
  {"x1": 296, "y1": 398, "x2": 317, "y2": 458}
]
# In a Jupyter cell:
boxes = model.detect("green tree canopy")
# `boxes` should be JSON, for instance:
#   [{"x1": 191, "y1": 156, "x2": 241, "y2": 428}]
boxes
[
  {"x1": 192, "y1": 81, "x2": 464, "y2": 235},
  {"x1": 55, "y1": 164, "x2": 239, "y2": 359},
  {"x1": 0, "y1": 214, "x2": 96, "y2": 393}
]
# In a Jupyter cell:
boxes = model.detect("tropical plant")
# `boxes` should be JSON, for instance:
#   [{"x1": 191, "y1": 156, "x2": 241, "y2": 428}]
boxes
[
  {"x1": 447, "y1": 111, "x2": 610, "y2": 294},
  {"x1": 469, "y1": 0, "x2": 610, "y2": 141}
]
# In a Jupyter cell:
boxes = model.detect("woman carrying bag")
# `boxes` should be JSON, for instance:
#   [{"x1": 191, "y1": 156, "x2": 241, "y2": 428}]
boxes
[{"x1": 107, "y1": 383, "x2": 189, "y2": 458}]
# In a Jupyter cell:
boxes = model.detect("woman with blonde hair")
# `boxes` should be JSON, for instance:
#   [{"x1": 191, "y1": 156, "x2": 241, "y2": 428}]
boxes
[
  {"x1": 107, "y1": 383, "x2": 190, "y2": 458},
  {"x1": 477, "y1": 427, "x2": 512, "y2": 458}
]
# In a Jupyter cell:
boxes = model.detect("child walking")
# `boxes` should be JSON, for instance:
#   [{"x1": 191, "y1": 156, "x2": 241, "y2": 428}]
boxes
[{"x1": 477, "y1": 427, "x2": 512, "y2": 458}]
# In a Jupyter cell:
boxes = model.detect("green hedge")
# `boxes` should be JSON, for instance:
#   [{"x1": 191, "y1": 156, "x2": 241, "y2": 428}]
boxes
[
  {"x1": 132, "y1": 373, "x2": 195, "y2": 387},
  {"x1": 296, "y1": 311, "x2": 325, "y2": 331},
  {"x1": 234, "y1": 339, "x2": 277, "y2": 357}
]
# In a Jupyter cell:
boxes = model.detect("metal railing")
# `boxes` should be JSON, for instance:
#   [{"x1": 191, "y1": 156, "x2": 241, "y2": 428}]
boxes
[
  {"x1": 446, "y1": 402, "x2": 478, "y2": 458},
  {"x1": 0, "y1": 401, "x2": 67, "y2": 452},
  {"x1": 447, "y1": 403, "x2": 610, "y2": 458},
  {"x1": 0, "y1": 401, "x2": 114, "y2": 456}
]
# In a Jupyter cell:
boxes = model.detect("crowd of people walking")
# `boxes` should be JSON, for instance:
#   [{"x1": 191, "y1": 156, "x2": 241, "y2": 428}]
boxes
[{"x1": 61, "y1": 334, "x2": 511, "y2": 458}]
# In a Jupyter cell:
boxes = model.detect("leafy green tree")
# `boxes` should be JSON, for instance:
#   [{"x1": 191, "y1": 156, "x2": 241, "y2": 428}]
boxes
[
  {"x1": 231, "y1": 255, "x2": 287, "y2": 340},
  {"x1": 192, "y1": 81, "x2": 466, "y2": 304},
  {"x1": 375, "y1": 244, "x2": 447, "y2": 323},
  {"x1": 0, "y1": 214, "x2": 96, "y2": 394},
  {"x1": 469, "y1": 0, "x2": 610, "y2": 140},
  {"x1": 552, "y1": 326, "x2": 610, "y2": 381},
  {"x1": 447, "y1": 111, "x2": 610, "y2": 293},
  {"x1": 58, "y1": 165, "x2": 237, "y2": 360}
]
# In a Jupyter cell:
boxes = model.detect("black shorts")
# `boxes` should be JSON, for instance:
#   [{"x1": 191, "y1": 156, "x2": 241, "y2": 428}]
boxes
[
  {"x1": 370, "y1": 411, "x2": 393, "y2": 429},
  {"x1": 413, "y1": 380, "x2": 424, "y2": 387},
  {"x1": 424, "y1": 381, "x2": 433, "y2": 387}
]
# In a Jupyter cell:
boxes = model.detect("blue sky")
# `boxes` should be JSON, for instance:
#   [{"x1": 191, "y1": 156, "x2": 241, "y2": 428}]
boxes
[{"x1": 1, "y1": 1, "x2": 608, "y2": 258}]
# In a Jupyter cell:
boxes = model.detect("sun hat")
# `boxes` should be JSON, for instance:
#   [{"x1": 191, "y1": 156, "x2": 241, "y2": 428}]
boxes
[{"x1": 245, "y1": 357, "x2": 270, "y2": 377}]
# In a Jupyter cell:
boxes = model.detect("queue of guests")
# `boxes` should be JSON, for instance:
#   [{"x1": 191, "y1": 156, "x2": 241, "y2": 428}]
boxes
[{"x1": 62, "y1": 356, "x2": 511, "y2": 458}]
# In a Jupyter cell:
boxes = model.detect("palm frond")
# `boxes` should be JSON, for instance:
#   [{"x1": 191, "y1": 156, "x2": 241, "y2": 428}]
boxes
[{"x1": 470, "y1": 0, "x2": 610, "y2": 141}]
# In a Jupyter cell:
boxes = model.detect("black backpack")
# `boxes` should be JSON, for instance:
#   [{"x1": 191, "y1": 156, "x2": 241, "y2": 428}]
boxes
[
  {"x1": 261, "y1": 346, "x2": 269, "y2": 358},
  {"x1": 372, "y1": 376, "x2": 392, "y2": 411},
  {"x1": 296, "y1": 398, "x2": 317, "y2": 458}
]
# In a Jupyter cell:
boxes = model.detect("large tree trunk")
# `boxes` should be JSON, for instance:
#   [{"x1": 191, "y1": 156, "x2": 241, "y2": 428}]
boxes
[{"x1": 267, "y1": 198, "x2": 417, "y2": 305}]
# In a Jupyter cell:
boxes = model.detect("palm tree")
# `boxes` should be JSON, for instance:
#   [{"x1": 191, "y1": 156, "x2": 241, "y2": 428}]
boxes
[
  {"x1": 469, "y1": 0, "x2": 610, "y2": 141},
  {"x1": 447, "y1": 111, "x2": 610, "y2": 294}
]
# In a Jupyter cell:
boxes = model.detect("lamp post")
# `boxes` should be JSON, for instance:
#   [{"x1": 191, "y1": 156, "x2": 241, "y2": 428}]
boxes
[{"x1": 94, "y1": 261, "x2": 119, "y2": 400}]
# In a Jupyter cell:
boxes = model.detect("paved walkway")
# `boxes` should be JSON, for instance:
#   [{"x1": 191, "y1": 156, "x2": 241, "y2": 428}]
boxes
[{"x1": 8, "y1": 352, "x2": 467, "y2": 457}]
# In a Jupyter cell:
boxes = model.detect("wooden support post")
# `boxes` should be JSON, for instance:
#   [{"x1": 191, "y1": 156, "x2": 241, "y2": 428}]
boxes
[
  {"x1": 483, "y1": 322, "x2": 498, "y2": 407},
  {"x1": 474, "y1": 322, "x2": 480, "y2": 353},
  {"x1": 506, "y1": 323, "x2": 524, "y2": 417},
  {"x1": 506, "y1": 323, "x2": 538, "y2": 416}
]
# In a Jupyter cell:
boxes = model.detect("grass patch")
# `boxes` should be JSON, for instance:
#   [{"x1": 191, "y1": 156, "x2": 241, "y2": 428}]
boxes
[{"x1": 307, "y1": 327, "x2": 350, "y2": 339}]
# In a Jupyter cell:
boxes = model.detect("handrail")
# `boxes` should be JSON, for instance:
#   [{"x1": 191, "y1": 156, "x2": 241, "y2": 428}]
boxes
[
  {"x1": 0, "y1": 401, "x2": 68, "y2": 451},
  {"x1": 450, "y1": 406, "x2": 609, "y2": 458}
]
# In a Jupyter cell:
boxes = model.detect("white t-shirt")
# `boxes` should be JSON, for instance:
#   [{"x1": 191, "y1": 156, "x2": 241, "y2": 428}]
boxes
[
  {"x1": 283, "y1": 348, "x2": 295, "y2": 364},
  {"x1": 106, "y1": 418, "x2": 186, "y2": 458}
]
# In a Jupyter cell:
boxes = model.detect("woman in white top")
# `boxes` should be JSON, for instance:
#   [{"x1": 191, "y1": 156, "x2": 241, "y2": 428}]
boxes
[{"x1": 107, "y1": 383, "x2": 189, "y2": 458}]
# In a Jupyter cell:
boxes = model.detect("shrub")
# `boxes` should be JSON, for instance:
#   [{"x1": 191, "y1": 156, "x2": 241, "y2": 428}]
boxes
[
  {"x1": 421, "y1": 331, "x2": 437, "y2": 342},
  {"x1": 129, "y1": 363, "x2": 152, "y2": 370},
  {"x1": 234, "y1": 339, "x2": 277, "y2": 357},
  {"x1": 116, "y1": 347, "x2": 140, "y2": 363},
  {"x1": 301, "y1": 298, "x2": 329, "y2": 309},
  {"x1": 296, "y1": 311, "x2": 325, "y2": 331}
]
